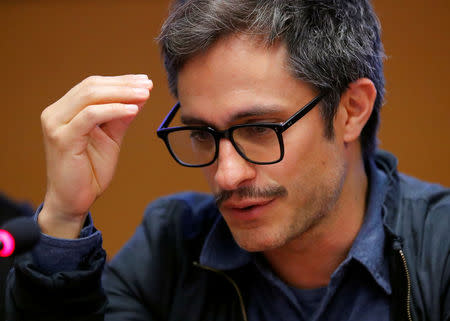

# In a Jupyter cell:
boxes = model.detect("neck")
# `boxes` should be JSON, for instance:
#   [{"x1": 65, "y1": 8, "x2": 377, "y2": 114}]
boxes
[{"x1": 263, "y1": 149, "x2": 369, "y2": 289}]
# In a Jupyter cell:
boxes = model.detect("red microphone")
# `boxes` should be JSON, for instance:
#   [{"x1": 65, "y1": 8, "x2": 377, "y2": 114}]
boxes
[{"x1": 0, "y1": 217, "x2": 40, "y2": 257}]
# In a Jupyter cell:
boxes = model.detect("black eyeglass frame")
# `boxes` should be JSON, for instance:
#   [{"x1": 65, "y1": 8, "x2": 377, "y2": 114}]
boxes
[{"x1": 156, "y1": 92, "x2": 325, "y2": 167}]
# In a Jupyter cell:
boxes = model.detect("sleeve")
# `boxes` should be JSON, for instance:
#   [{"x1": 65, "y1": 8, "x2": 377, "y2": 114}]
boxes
[
  {"x1": 31, "y1": 205, "x2": 102, "y2": 274},
  {"x1": 5, "y1": 197, "x2": 188, "y2": 321},
  {"x1": 4, "y1": 208, "x2": 108, "y2": 321}
]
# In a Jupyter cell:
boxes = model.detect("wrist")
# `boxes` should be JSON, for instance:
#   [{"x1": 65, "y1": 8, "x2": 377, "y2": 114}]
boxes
[{"x1": 38, "y1": 205, "x2": 88, "y2": 239}]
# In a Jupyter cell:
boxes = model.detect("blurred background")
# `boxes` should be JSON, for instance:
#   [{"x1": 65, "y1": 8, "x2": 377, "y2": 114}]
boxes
[{"x1": 0, "y1": 0, "x2": 449, "y2": 258}]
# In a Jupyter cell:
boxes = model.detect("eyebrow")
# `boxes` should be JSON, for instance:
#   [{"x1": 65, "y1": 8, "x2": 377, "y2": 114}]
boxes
[{"x1": 180, "y1": 104, "x2": 282, "y2": 127}]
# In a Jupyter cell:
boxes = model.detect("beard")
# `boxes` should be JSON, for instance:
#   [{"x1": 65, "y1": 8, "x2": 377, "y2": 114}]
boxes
[
  {"x1": 223, "y1": 161, "x2": 347, "y2": 253},
  {"x1": 282, "y1": 163, "x2": 347, "y2": 246}
]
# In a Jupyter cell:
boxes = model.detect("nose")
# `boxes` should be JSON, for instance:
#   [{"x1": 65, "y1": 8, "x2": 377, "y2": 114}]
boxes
[{"x1": 213, "y1": 139, "x2": 256, "y2": 191}]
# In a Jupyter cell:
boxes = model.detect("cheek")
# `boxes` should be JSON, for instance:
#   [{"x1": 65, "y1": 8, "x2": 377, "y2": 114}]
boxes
[
  {"x1": 274, "y1": 128, "x2": 341, "y2": 190},
  {"x1": 277, "y1": 132, "x2": 322, "y2": 177},
  {"x1": 201, "y1": 165, "x2": 225, "y2": 194},
  {"x1": 281, "y1": 114, "x2": 324, "y2": 162}
]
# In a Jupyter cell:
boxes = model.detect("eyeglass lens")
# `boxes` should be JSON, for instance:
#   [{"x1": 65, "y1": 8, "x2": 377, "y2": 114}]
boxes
[{"x1": 166, "y1": 126, "x2": 281, "y2": 166}]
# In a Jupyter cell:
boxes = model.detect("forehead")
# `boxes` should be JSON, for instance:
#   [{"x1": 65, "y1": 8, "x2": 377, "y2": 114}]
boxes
[{"x1": 176, "y1": 34, "x2": 315, "y2": 127}]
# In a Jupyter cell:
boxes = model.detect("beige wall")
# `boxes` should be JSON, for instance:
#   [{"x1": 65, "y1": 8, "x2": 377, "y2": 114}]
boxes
[{"x1": 1, "y1": 0, "x2": 449, "y2": 257}]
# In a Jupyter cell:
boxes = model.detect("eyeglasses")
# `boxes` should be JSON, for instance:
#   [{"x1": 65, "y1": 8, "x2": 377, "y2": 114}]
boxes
[{"x1": 157, "y1": 93, "x2": 325, "y2": 167}]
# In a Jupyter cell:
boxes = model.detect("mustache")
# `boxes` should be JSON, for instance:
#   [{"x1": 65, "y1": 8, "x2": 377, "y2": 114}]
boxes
[{"x1": 215, "y1": 185, "x2": 288, "y2": 208}]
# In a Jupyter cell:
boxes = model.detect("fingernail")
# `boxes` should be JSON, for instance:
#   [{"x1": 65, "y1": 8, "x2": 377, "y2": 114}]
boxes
[
  {"x1": 132, "y1": 87, "x2": 149, "y2": 96},
  {"x1": 134, "y1": 79, "x2": 153, "y2": 87},
  {"x1": 125, "y1": 104, "x2": 139, "y2": 112},
  {"x1": 134, "y1": 74, "x2": 149, "y2": 79}
]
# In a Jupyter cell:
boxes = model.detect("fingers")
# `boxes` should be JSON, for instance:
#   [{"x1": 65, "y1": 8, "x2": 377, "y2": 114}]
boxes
[
  {"x1": 38, "y1": 75, "x2": 152, "y2": 237},
  {"x1": 49, "y1": 74, "x2": 153, "y2": 125},
  {"x1": 68, "y1": 103, "x2": 140, "y2": 140},
  {"x1": 99, "y1": 114, "x2": 136, "y2": 146}
]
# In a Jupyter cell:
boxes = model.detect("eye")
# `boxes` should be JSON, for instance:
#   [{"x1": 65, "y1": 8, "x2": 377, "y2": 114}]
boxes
[
  {"x1": 252, "y1": 126, "x2": 271, "y2": 135},
  {"x1": 239, "y1": 126, "x2": 272, "y2": 138},
  {"x1": 190, "y1": 130, "x2": 212, "y2": 142}
]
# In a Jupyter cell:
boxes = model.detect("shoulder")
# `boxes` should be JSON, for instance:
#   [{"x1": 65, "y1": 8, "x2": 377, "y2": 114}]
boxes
[
  {"x1": 106, "y1": 192, "x2": 219, "y2": 281},
  {"x1": 398, "y1": 173, "x2": 450, "y2": 204},
  {"x1": 385, "y1": 173, "x2": 450, "y2": 320},
  {"x1": 141, "y1": 192, "x2": 220, "y2": 241},
  {"x1": 390, "y1": 173, "x2": 450, "y2": 279},
  {"x1": 378, "y1": 151, "x2": 450, "y2": 269},
  {"x1": 378, "y1": 147, "x2": 450, "y2": 233},
  {"x1": 376, "y1": 150, "x2": 450, "y2": 234},
  {"x1": 396, "y1": 173, "x2": 450, "y2": 229},
  {"x1": 385, "y1": 170, "x2": 450, "y2": 233}
]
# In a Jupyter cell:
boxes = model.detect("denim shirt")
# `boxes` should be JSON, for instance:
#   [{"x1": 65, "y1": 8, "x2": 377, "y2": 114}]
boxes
[{"x1": 198, "y1": 159, "x2": 391, "y2": 321}]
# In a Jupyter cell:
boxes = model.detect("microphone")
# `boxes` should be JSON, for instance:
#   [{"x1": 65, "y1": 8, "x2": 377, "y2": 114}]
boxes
[{"x1": 0, "y1": 217, "x2": 40, "y2": 257}]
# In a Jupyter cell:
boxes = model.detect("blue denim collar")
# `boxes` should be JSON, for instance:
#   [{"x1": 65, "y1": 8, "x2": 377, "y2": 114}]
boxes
[{"x1": 344, "y1": 157, "x2": 391, "y2": 294}]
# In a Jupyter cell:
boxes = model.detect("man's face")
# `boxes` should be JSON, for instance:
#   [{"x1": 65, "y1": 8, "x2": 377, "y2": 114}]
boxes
[{"x1": 177, "y1": 34, "x2": 348, "y2": 252}]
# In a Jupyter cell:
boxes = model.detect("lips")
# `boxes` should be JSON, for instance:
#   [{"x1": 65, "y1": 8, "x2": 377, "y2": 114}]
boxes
[
  {"x1": 220, "y1": 198, "x2": 276, "y2": 223},
  {"x1": 223, "y1": 198, "x2": 274, "y2": 210}
]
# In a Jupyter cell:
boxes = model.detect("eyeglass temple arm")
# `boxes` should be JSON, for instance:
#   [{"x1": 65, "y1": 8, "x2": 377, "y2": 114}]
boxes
[
  {"x1": 281, "y1": 92, "x2": 325, "y2": 132},
  {"x1": 157, "y1": 102, "x2": 181, "y2": 130}
]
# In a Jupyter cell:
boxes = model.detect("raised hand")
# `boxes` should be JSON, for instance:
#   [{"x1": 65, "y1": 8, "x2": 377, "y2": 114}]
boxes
[{"x1": 38, "y1": 75, "x2": 153, "y2": 238}]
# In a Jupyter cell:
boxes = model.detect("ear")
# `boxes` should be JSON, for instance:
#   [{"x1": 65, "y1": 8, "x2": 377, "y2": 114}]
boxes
[{"x1": 339, "y1": 78, "x2": 377, "y2": 143}]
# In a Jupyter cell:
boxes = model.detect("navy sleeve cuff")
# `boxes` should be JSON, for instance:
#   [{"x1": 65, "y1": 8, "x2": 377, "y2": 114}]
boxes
[{"x1": 31, "y1": 204, "x2": 103, "y2": 274}]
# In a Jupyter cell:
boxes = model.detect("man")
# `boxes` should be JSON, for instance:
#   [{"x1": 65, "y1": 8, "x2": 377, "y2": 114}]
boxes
[{"x1": 5, "y1": 0, "x2": 449, "y2": 320}]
